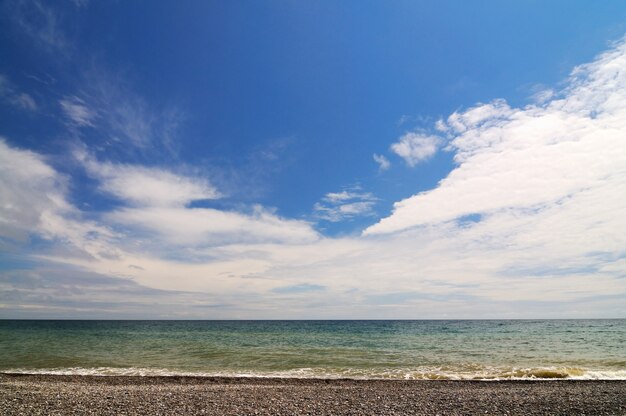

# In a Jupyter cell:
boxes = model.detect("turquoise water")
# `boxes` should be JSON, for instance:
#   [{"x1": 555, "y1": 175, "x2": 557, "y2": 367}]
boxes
[{"x1": 1, "y1": 320, "x2": 625, "y2": 380}]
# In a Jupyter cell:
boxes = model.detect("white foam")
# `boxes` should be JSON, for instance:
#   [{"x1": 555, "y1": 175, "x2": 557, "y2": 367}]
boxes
[{"x1": 3, "y1": 366, "x2": 626, "y2": 380}]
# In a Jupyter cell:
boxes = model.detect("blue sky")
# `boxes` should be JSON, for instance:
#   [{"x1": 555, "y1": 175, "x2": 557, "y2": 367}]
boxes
[{"x1": 1, "y1": 0, "x2": 626, "y2": 318}]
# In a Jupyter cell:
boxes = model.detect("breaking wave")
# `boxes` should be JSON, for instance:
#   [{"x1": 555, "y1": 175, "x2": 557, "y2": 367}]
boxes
[{"x1": 4, "y1": 366, "x2": 626, "y2": 380}]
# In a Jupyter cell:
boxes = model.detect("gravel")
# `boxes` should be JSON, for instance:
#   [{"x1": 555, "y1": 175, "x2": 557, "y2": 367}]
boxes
[{"x1": 1, "y1": 374, "x2": 625, "y2": 415}]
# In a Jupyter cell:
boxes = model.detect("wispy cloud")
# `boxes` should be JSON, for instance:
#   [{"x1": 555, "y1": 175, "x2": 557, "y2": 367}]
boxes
[
  {"x1": 59, "y1": 96, "x2": 96, "y2": 127},
  {"x1": 12, "y1": 93, "x2": 37, "y2": 111},
  {"x1": 8, "y1": 0, "x2": 182, "y2": 158},
  {"x1": 62, "y1": 70, "x2": 185, "y2": 156},
  {"x1": 0, "y1": 74, "x2": 37, "y2": 111},
  {"x1": 227, "y1": 137, "x2": 298, "y2": 200},
  {"x1": 390, "y1": 132, "x2": 442, "y2": 166},
  {"x1": 373, "y1": 153, "x2": 390, "y2": 171},
  {"x1": 314, "y1": 188, "x2": 378, "y2": 222},
  {"x1": 9, "y1": 0, "x2": 69, "y2": 53}
]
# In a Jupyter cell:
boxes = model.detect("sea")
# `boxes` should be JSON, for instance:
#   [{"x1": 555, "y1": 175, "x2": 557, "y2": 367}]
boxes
[{"x1": 1, "y1": 320, "x2": 625, "y2": 380}]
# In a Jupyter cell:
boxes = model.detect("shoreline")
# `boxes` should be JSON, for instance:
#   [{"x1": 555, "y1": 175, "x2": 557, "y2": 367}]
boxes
[
  {"x1": 2, "y1": 372, "x2": 626, "y2": 382},
  {"x1": 2, "y1": 374, "x2": 625, "y2": 415},
  {"x1": 3, "y1": 365, "x2": 625, "y2": 381}
]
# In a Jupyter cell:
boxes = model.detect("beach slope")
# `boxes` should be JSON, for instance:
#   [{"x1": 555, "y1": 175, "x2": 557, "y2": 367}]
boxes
[{"x1": 1, "y1": 374, "x2": 625, "y2": 415}]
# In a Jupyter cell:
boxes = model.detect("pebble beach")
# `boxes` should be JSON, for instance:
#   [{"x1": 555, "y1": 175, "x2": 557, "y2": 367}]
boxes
[{"x1": 1, "y1": 374, "x2": 625, "y2": 415}]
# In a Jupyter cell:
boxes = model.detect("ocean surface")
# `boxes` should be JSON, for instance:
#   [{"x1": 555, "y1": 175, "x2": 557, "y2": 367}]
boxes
[{"x1": 1, "y1": 320, "x2": 625, "y2": 380}]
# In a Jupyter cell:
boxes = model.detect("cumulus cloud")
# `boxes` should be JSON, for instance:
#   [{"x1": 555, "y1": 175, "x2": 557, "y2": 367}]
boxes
[
  {"x1": 314, "y1": 189, "x2": 378, "y2": 222},
  {"x1": 390, "y1": 132, "x2": 442, "y2": 166},
  {"x1": 367, "y1": 39, "x2": 626, "y2": 236}
]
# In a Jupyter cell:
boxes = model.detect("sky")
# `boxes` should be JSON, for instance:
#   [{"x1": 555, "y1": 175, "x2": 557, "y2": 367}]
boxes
[{"x1": 1, "y1": 0, "x2": 626, "y2": 319}]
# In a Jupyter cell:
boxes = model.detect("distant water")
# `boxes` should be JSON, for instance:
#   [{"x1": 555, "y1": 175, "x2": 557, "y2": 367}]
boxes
[{"x1": 1, "y1": 320, "x2": 625, "y2": 380}]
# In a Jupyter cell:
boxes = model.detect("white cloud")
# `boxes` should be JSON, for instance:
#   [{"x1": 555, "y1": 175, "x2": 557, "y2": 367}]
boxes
[
  {"x1": 101, "y1": 169, "x2": 218, "y2": 208},
  {"x1": 373, "y1": 153, "x2": 390, "y2": 171},
  {"x1": 531, "y1": 87, "x2": 555, "y2": 104},
  {"x1": 367, "y1": 38, "x2": 626, "y2": 236},
  {"x1": 390, "y1": 132, "x2": 441, "y2": 166},
  {"x1": 314, "y1": 189, "x2": 378, "y2": 222},
  {"x1": 323, "y1": 190, "x2": 365, "y2": 203},
  {"x1": 74, "y1": 151, "x2": 317, "y2": 247},
  {"x1": 0, "y1": 138, "x2": 65, "y2": 242},
  {"x1": 78, "y1": 152, "x2": 219, "y2": 207},
  {"x1": 442, "y1": 99, "x2": 513, "y2": 136},
  {"x1": 62, "y1": 72, "x2": 184, "y2": 152},
  {"x1": 107, "y1": 205, "x2": 319, "y2": 247},
  {"x1": 3, "y1": 38, "x2": 626, "y2": 318},
  {"x1": 0, "y1": 138, "x2": 116, "y2": 260},
  {"x1": 60, "y1": 96, "x2": 97, "y2": 127},
  {"x1": 1, "y1": 138, "x2": 319, "y2": 297}
]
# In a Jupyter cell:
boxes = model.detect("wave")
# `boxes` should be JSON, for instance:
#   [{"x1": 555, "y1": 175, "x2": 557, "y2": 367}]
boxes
[{"x1": 3, "y1": 366, "x2": 626, "y2": 380}]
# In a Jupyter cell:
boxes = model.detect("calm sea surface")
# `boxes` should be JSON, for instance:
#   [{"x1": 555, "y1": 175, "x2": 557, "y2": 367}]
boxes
[{"x1": 1, "y1": 320, "x2": 624, "y2": 380}]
